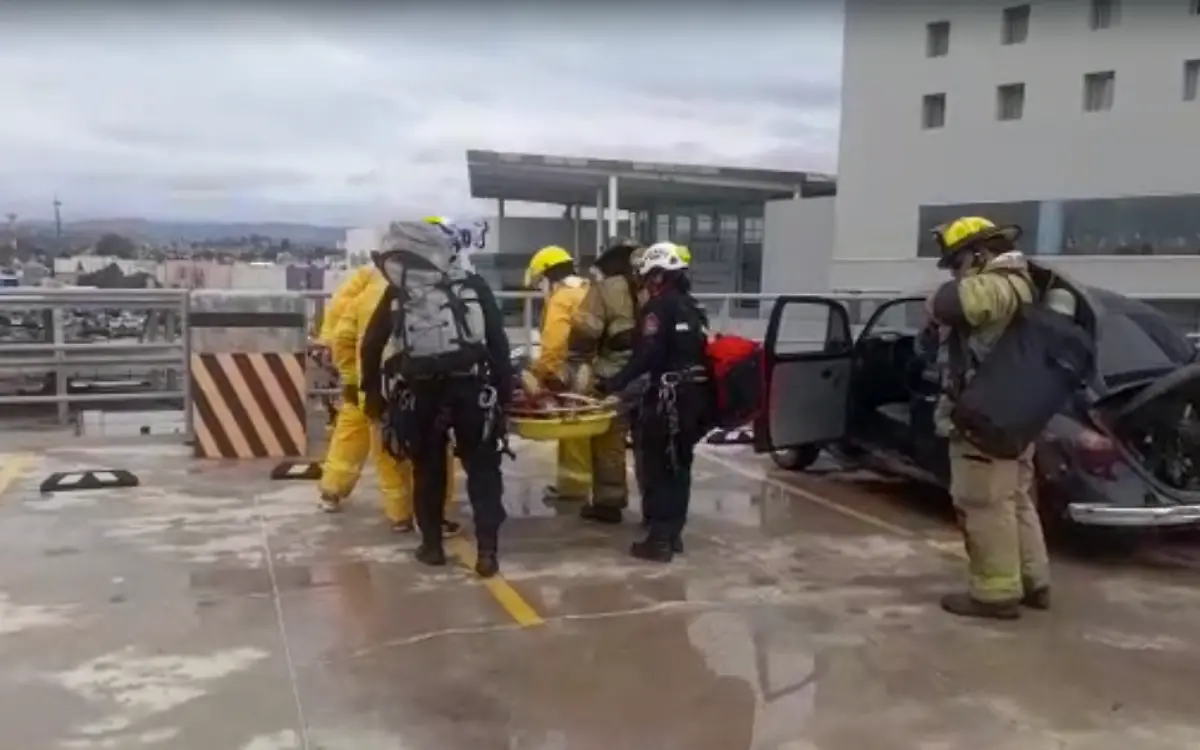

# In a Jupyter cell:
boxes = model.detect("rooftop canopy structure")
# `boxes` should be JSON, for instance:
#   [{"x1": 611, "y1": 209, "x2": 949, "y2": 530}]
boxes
[{"x1": 466, "y1": 148, "x2": 836, "y2": 248}]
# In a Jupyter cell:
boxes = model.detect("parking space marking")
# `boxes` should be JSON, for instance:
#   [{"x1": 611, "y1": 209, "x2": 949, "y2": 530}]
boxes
[
  {"x1": 0, "y1": 453, "x2": 34, "y2": 500},
  {"x1": 697, "y1": 448, "x2": 967, "y2": 561},
  {"x1": 445, "y1": 535, "x2": 546, "y2": 628}
]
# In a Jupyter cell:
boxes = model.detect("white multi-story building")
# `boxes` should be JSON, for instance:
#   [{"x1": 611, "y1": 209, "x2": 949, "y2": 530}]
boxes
[{"x1": 832, "y1": 0, "x2": 1200, "y2": 318}]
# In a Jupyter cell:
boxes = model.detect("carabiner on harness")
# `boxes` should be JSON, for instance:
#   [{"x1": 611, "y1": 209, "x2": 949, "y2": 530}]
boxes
[{"x1": 657, "y1": 372, "x2": 682, "y2": 472}]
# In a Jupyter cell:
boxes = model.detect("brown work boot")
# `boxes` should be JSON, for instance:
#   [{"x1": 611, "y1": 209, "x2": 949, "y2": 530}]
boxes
[
  {"x1": 544, "y1": 485, "x2": 587, "y2": 502},
  {"x1": 1021, "y1": 578, "x2": 1051, "y2": 610},
  {"x1": 580, "y1": 504, "x2": 623, "y2": 525},
  {"x1": 940, "y1": 592, "x2": 1021, "y2": 620}
]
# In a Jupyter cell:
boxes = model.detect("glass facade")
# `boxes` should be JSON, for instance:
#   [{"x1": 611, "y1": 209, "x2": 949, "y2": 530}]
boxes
[
  {"x1": 918, "y1": 193, "x2": 1200, "y2": 257},
  {"x1": 647, "y1": 203, "x2": 765, "y2": 314}
]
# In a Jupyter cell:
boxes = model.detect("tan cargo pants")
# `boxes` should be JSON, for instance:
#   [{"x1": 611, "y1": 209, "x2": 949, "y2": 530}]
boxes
[
  {"x1": 948, "y1": 439, "x2": 1051, "y2": 603},
  {"x1": 590, "y1": 414, "x2": 629, "y2": 509}
]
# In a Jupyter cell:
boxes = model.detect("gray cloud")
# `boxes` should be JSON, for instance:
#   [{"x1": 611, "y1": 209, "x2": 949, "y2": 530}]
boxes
[{"x1": 0, "y1": 3, "x2": 842, "y2": 226}]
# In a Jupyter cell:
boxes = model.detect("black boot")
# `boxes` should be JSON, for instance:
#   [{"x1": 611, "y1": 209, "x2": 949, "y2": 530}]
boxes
[
  {"x1": 940, "y1": 592, "x2": 1020, "y2": 620},
  {"x1": 580, "y1": 504, "x2": 623, "y2": 525},
  {"x1": 671, "y1": 533, "x2": 684, "y2": 554},
  {"x1": 1021, "y1": 577, "x2": 1051, "y2": 610},
  {"x1": 630, "y1": 529, "x2": 674, "y2": 563},
  {"x1": 415, "y1": 543, "x2": 447, "y2": 567},
  {"x1": 475, "y1": 530, "x2": 499, "y2": 579}
]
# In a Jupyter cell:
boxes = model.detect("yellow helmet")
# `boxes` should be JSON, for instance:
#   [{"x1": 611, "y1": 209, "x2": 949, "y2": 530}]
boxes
[
  {"x1": 524, "y1": 245, "x2": 573, "y2": 288},
  {"x1": 932, "y1": 216, "x2": 1022, "y2": 268},
  {"x1": 674, "y1": 244, "x2": 692, "y2": 264}
]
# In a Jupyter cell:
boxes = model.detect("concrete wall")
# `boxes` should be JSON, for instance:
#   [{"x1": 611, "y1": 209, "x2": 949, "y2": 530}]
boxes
[
  {"x1": 763, "y1": 197, "x2": 836, "y2": 296},
  {"x1": 229, "y1": 264, "x2": 288, "y2": 291},
  {"x1": 834, "y1": 0, "x2": 1200, "y2": 295}
]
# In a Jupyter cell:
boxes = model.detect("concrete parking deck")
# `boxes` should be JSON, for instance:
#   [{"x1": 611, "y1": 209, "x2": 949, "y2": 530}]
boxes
[{"x1": 2, "y1": 439, "x2": 1200, "y2": 749}]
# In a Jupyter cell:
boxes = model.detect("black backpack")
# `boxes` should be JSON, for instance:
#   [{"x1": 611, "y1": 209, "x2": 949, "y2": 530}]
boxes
[{"x1": 950, "y1": 275, "x2": 1096, "y2": 458}]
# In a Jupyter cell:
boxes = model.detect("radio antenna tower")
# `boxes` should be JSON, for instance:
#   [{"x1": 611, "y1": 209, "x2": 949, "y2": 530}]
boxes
[{"x1": 53, "y1": 195, "x2": 63, "y2": 240}]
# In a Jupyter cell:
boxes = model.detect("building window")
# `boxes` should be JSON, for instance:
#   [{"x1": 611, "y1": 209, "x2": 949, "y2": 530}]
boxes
[
  {"x1": 1185, "y1": 60, "x2": 1200, "y2": 102},
  {"x1": 922, "y1": 93, "x2": 947, "y2": 129},
  {"x1": 694, "y1": 212, "x2": 714, "y2": 237},
  {"x1": 743, "y1": 216, "x2": 765, "y2": 243},
  {"x1": 926, "y1": 21, "x2": 950, "y2": 57},
  {"x1": 1002, "y1": 5, "x2": 1030, "y2": 44},
  {"x1": 674, "y1": 215, "x2": 692, "y2": 241},
  {"x1": 655, "y1": 214, "x2": 670, "y2": 241},
  {"x1": 719, "y1": 214, "x2": 739, "y2": 242},
  {"x1": 996, "y1": 83, "x2": 1026, "y2": 121},
  {"x1": 922, "y1": 194, "x2": 1200, "y2": 257},
  {"x1": 1083, "y1": 71, "x2": 1115, "y2": 112},
  {"x1": 1090, "y1": 0, "x2": 1119, "y2": 30}
]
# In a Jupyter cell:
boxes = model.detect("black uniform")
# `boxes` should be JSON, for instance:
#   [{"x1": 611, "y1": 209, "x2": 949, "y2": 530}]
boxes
[
  {"x1": 601, "y1": 284, "x2": 710, "y2": 561},
  {"x1": 360, "y1": 273, "x2": 513, "y2": 578}
]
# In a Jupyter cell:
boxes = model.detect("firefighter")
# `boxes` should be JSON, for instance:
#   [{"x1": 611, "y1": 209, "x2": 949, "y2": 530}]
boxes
[
  {"x1": 520, "y1": 245, "x2": 593, "y2": 502},
  {"x1": 360, "y1": 220, "x2": 512, "y2": 577},
  {"x1": 927, "y1": 216, "x2": 1051, "y2": 620},
  {"x1": 565, "y1": 237, "x2": 641, "y2": 524},
  {"x1": 597, "y1": 243, "x2": 709, "y2": 562},
  {"x1": 320, "y1": 262, "x2": 459, "y2": 534}
]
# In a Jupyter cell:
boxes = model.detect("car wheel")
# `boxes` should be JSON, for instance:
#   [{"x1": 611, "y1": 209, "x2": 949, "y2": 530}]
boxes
[{"x1": 770, "y1": 444, "x2": 821, "y2": 472}]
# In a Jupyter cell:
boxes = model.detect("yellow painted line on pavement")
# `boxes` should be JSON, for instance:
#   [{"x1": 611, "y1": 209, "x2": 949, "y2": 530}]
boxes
[
  {"x1": 697, "y1": 447, "x2": 967, "y2": 561},
  {"x1": 0, "y1": 453, "x2": 35, "y2": 500},
  {"x1": 446, "y1": 535, "x2": 545, "y2": 628}
]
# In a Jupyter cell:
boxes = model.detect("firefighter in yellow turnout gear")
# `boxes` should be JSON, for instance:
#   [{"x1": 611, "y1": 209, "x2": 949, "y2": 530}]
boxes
[
  {"x1": 927, "y1": 216, "x2": 1051, "y2": 620},
  {"x1": 318, "y1": 265, "x2": 457, "y2": 534},
  {"x1": 566, "y1": 237, "x2": 641, "y2": 523},
  {"x1": 521, "y1": 245, "x2": 592, "y2": 501}
]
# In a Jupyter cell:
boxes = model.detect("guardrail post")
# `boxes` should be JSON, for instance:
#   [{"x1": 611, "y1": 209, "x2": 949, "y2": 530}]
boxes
[
  {"x1": 522, "y1": 296, "x2": 534, "y2": 345},
  {"x1": 181, "y1": 291, "x2": 193, "y2": 441},
  {"x1": 718, "y1": 296, "x2": 732, "y2": 333},
  {"x1": 52, "y1": 307, "x2": 68, "y2": 425}
]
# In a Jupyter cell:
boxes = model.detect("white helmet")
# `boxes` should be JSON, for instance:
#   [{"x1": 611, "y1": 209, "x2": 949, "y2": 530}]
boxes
[{"x1": 636, "y1": 242, "x2": 688, "y2": 276}]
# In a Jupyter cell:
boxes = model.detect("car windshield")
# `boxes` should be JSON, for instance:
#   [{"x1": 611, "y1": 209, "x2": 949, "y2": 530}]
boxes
[{"x1": 1091, "y1": 290, "x2": 1197, "y2": 388}]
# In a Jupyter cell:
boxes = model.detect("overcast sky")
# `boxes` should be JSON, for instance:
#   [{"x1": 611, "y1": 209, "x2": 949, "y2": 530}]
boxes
[{"x1": 0, "y1": 3, "x2": 843, "y2": 227}]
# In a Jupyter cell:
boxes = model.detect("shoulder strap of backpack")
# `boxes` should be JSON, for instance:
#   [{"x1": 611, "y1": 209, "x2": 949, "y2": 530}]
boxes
[{"x1": 991, "y1": 267, "x2": 1038, "y2": 307}]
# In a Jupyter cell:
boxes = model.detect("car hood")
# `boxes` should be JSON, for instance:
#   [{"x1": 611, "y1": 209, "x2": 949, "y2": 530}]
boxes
[{"x1": 1110, "y1": 361, "x2": 1200, "y2": 422}]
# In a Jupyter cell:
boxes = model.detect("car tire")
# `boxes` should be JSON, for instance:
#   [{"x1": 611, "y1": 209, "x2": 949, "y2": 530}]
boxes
[{"x1": 770, "y1": 445, "x2": 821, "y2": 472}]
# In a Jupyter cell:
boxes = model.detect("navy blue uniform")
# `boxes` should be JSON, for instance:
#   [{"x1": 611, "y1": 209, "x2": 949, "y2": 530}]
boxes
[{"x1": 603, "y1": 286, "x2": 710, "y2": 560}]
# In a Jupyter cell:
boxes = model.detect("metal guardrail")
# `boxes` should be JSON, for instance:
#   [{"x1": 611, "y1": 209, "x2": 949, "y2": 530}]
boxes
[
  {"x1": 4, "y1": 286, "x2": 1200, "y2": 433},
  {"x1": 0, "y1": 288, "x2": 191, "y2": 424}
]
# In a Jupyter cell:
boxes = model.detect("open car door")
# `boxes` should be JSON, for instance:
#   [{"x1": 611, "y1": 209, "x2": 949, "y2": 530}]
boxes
[{"x1": 754, "y1": 296, "x2": 854, "y2": 454}]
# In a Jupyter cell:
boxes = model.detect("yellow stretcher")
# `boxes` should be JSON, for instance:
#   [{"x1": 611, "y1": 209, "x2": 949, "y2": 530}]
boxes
[{"x1": 508, "y1": 393, "x2": 619, "y2": 441}]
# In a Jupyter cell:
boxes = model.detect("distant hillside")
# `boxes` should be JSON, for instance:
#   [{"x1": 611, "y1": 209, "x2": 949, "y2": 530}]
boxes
[{"x1": 20, "y1": 218, "x2": 347, "y2": 246}]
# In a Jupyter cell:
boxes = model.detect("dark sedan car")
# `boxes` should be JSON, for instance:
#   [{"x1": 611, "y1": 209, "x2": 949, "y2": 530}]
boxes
[{"x1": 755, "y1": 272, "x2": 1200, "y2": 531}]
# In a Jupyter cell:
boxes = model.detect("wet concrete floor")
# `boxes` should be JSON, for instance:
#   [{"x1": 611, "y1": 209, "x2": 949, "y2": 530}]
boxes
[{"x1": 2, "y1": 437, "x2": 1200, "y2": 749}]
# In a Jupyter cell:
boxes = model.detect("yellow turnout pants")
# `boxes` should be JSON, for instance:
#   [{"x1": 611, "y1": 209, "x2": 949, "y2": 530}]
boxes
[
  {"x1": 949, "y1": 440, "x2": 1050, "y2": 603},
  {"x1": 318, "y1": 399, "x2": 455, "y2": 522}
]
